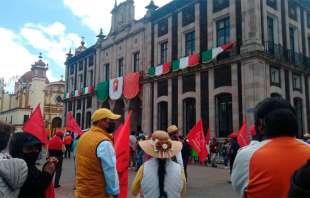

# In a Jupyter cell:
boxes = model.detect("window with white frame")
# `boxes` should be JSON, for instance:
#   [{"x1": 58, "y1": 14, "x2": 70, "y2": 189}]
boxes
[
  {"x1": 293, "y1": 74, "x2": 302, "y2": 91},
  {"x1": 216, "y1": 17, "x2": 230, "y2": 46},
  {"x1": 185, "y1": 31, "x2": 195, "y2": 56},
  {"x1": 270, "y1": 66, "x2": 281, "y2": 87}
]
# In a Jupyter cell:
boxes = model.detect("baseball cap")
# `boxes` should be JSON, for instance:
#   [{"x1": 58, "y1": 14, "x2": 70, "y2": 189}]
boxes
[{"x1": 91, "y1": 108, "x2": 121, "y2": 122}]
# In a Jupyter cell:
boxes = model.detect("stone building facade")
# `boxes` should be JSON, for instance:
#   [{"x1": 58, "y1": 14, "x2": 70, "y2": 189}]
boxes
[
  {"x1": 64, "y1": 41, "x2": 96, "y2": 130},
  {"x1": 0, "y1": 54, "x2": 65, "y2": 132},
  {"x1": 64, "y1": 0, "x2": 310, "y2": 138}
]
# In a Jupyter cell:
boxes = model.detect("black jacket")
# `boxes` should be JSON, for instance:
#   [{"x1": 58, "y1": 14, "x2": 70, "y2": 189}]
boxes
[{"x1": 18, "y1": 164, "x2": 53, "y2": 198}]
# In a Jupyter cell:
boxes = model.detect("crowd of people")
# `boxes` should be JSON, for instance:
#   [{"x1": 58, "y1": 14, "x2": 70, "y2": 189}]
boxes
[{"x1": 0, "y1": 97, "x2": 310, "y2": 198}]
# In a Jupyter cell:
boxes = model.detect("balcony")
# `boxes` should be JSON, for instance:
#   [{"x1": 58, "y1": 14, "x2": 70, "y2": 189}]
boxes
[
  {"x1": 216, "y1": 43, "x2": 241, "y2": 61},
  {"x1": 264, "y1": 41, "x2": 310, "y2": 71}
]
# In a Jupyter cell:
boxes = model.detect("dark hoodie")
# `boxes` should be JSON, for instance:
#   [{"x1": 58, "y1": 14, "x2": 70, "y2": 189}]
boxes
[
  {"x1": 289, "y1": 159, "x2": 310, "y2": 198},
  {"x1": 9, "y1": 133, "x2": 53, "y2": 198}
]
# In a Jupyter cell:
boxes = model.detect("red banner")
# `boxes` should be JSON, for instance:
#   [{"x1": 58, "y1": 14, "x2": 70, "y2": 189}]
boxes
[
  {"x1": 114, "y1": 112, "x2": 131, "y2": 198},
  {"x1": 22, "y1": 104, "x2": 48, "y2": 144},
  {"x1": 123, "y1": 72, "x2": 140, "y2": 99},
  {"x1": 65, "y1": 112, "x2": 83, "y2": 135},
  {"x1": 187, "y1": 119, "x2": 208, "y2": 163},
  {"x1": 237, "y1": 121, "x2": 250, "y2": 147}
]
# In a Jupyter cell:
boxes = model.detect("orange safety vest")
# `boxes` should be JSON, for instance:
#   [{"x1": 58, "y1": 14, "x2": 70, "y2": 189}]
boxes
[{"x1": 75, "y1": 126, "x2": 114, "y2": 198}]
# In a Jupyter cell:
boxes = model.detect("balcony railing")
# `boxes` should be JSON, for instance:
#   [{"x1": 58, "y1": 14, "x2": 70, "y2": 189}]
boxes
[{"x1": 264, "y1": 41, "x2": 310, "y2": 71}]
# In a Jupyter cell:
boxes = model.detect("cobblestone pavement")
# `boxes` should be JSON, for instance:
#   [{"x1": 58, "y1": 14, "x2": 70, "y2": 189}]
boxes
[{"x1": 55, "y1": 158, "x2": 238, "y2": 198}]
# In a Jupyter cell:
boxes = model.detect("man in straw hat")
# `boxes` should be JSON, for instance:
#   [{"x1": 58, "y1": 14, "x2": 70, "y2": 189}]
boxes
[
  {"x1": 167, "y1": 125, "x2": 184, "y2": 166},
  {"x1": 131, "y1": 130, "x2": 186, "y2": 198},
  {"x1": 75, "y1": 108, "x2": 120, "y2": 198}
]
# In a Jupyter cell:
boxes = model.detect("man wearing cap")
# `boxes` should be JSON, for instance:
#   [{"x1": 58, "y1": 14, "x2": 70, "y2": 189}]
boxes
[
  {"x1": 75, "y1": 108, "x2": 120, "y2": 198},
  {"x1": 48, "y1": 130, "x2": 65, "y2": 188}
]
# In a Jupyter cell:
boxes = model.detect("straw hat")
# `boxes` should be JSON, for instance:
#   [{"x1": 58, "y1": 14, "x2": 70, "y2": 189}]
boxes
[
  {"x1": 167, "y1": 125, "x2": 179, "y2": 134},
  {"x1": 304, "y1": 133, "x2": 310, "y2": 138},
  {"x1": 139, "y1": 130, "x2": 183, "y2": 159}
]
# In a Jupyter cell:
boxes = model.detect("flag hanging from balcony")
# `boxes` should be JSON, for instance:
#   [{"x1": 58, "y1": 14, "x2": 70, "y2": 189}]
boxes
[
  {"x1": 123, "y1": 72, "x2": 140, "y2": 99},
  {"x1": 95, "y1": 81, "x2": 109, "y2": 101},
  {"x1": 64, "y1": 91, "x2": 71, "y2": 99},
  {"x1": 109, "y1": 77, "x2": 123, "y2": 100},
  {"x1": 202, "y1": 43, "x2": 234, "y2": 63},
  {"x1": 172, "y1": 53, "x2": 200, "y2": 71},
  {"x1": 82, "y1": 86, "x2": 94, "y2": 95},
  {"x1": 148, "y1": 63, "x2": 170, "y2": 77},
  {"x1": 73, "y1": 90, "x2": 81, "y2": 97}
]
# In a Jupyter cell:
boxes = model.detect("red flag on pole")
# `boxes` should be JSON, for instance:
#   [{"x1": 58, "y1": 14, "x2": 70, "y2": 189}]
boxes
[
  {"x1": 187, "y1": 119, "x2": 208, "y2": 163},
  {"x1": 114, "y1": 112, "x2": 131, "y2": 198},
  {"x1": 22, "y1": 104, "x2": 48, "y2": 144},
  {"x1": 237, "y1": 121, "x2": 250, "y2": 147},
  {"x1": 65, "y1": 112, "x2": 83, "y2": 135}
]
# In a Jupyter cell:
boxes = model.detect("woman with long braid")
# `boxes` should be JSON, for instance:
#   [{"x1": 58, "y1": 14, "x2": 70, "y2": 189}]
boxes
[{"x1": 131, "y1": 130, "x2": 186, "y2": 198}]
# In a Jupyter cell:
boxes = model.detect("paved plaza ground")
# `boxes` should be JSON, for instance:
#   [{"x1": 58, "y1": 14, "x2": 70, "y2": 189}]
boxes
[{"x1": 55, "y1": 158, "x2": 239, "y2": 198}]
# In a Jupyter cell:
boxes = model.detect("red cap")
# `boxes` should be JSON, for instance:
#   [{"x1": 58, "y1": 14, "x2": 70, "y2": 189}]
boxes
[{"x1": 55, "y1": 129, "x2": 64, "y2": 137}]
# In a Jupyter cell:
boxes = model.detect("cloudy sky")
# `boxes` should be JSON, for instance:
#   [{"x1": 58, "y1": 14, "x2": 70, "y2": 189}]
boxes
[{"x1": 0, "y1": 0, "x2": 171, "y2": 92}]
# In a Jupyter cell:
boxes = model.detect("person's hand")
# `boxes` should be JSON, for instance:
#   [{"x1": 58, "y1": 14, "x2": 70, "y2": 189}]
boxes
[{"x1": 43, "y1": 158, "x2": 58, "y2": 175}]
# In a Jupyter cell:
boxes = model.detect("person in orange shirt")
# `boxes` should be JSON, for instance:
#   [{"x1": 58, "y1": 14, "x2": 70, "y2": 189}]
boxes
[
  {"x1": 64, "y1": 134, "x2": 73, "y2": 159},
  {"x1": 231, "y1": 97, "x2": 310, "y2": 198}
]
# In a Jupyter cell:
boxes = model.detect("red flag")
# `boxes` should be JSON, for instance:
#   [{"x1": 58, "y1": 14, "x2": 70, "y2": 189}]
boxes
[
  {"x1": 187, "y1": 119, "x2": 208, "y2": 163},
  {"x1": 45, "y1": 182, "x2": 55, "y2": 198},
  {"x1": 65, "y1": 112, "x2": 83, "y2": 135},
  {"x1": 237, "y1": 121, "x2": 250, "y2": 147},
  {"x1": 250, "y1": 124, "x2": 256, "y2": 137},
  {"x1": 114, "y1": 112, "x2": 131, "y2": 198},
  {"x1": 22, "y1": 104, "x2": 48, "y2": 144},
  {"x1": 123, "y1": 72, "x2": 140, "y2": 100}
]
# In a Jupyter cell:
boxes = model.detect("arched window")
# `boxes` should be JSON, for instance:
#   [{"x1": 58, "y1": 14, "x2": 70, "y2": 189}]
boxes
[
  {"x1": 215, "y1": 93, "x2": 233, "y2": 137},
  {"x1": 158, "y1": 101, "x2": 168, "y2": 130},
  {"x1": 183, "y1": 98, "x2": 196, "y2": 134},
  {"x1": 294, "y1": 97, "x2": 304, "y2": 138}
]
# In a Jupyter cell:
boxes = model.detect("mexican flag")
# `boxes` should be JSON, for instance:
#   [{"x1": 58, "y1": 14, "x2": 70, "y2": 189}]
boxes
[
  {"x1": 172, "y1": 53, "x2": 200, "y2": 71},
  {"x1": 148, "y1": 63, "x2": 170, "y2": 77},
  {"x1": 64, "y1": 91, "x2": 71, "y2": 99},
  {"x1": 73, "y1": 90, "x2": 81, "y2": 97},
  {"x1": 109, "y1": 77, "x2": 123, "y2": 100},
  {"x1": 82, "y1": 86, "x2": 94, "y2": 95},
  {"x1": 202, "y1": 43, "x2": 234, "y2": 63}
]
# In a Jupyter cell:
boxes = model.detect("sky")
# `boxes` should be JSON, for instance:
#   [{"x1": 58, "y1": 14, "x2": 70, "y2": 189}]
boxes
[{"x1": 0, "y1": 0, "x2": 171, "y2": 92}]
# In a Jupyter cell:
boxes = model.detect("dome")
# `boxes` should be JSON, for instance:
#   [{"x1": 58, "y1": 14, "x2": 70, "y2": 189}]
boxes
[{"x1": 19, "y1": 71, "x2": 33, "y2": 83}]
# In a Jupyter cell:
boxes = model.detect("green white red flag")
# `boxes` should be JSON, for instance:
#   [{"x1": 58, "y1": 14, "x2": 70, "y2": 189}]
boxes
[
  {"x1": 187, "y1": 119, "x2": 208, "y2": 163},
  {"x1": 114, "y1": 112, "x2": 132, "y2": 198},
  {"x1": 202, "y1": 43, "x2": 234, "y2": 63},
  {"x1": 148, "y1": 63, "x2": 170, "y2": 77},
  {"x1": 82, "y1": 86, "x2": 94, "y2": 95},
  {"x1": 64, "y1": 91, "x2": 71, "y2": 99},
  {"x1": 172, "y1": 53, "x2": 200, "y2": 71},
  {"x1": 73, "y1": 90, "x2": 81, "y2": 97}
]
